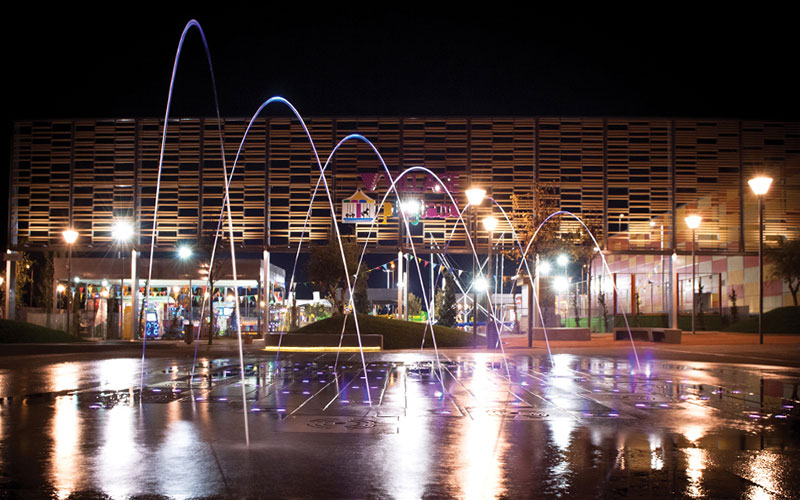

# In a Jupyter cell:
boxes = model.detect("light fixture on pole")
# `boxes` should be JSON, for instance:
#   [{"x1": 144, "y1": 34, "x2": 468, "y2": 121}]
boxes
[
  {"x1": 482, "y1": 215, "x2": 498, "y2": 349},
  {"x1": 62, "y1": 229, "x2": 78, "y2": 335},
  {"x1": 748, "y1": 176, "x2": 773, "y2": 345},
  {"x1": 465, "y1": 187, "x2": 486, "y2": 348},
  {"x1": 112, "y1": 220, "x2": 134, "y2": 341},
  {"x1": 685, "y1": 215, "x2": 702, "y2": 335}
]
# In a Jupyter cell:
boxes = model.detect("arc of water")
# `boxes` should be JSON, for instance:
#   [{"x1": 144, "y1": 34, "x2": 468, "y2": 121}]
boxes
[
  {"x1": 188, "y1": 96, "x2": 322, "y2": 379},
  {"x1": 512, "y1": 210, "x2": 641, "y2": 372},
  {"x1": 143, "y1": 19, "x2": 253, "y2": 443},
  {"x1": 346, "y1": 165, "x2": 483, "y2": 393}
]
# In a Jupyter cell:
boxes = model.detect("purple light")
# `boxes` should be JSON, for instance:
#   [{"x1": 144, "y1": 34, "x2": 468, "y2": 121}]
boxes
[
  {"x1": 748, "y1": 414, "x2": 761, "y2": 419},
  {"x1": 659, "y1": 403, "x2": 670, "y2": 408},
  {"x1": 521, "y1": 381, "x2": 529, "y2": 386},
  {"x1": 302, "y1": 379, "x2": 309, "y2": 383},
  {"x1": 635, "y1": 403, "x2": 647, "y2": 408},
  {"x1": 276, "y1": 408, "x2": 286, "y2": 412},
  {"x1": 341, "y1": 399, "x2": 349, "y2": 403},
  {"x1": 89, "y1": 404, "x2": 102, "y2": 410},
  {"x1": 608, "y1": 412, "x2": 619, "y2": 417},
  {"x1": 352, "y1": 386, "x2": 360, "y2": 389},
  {"x1": 251, "y1": 408, "x2": 261, "y2": 412},
  {"x1": 775, "y1": 414, "x2": 788, "y2": 419},
  {"x1": 281, "y1": 390, "x2": 290, "y2": 394},
  {"x1": 196, "y1": 397, "x2": 205, "y2": 401},
  {"x1": 302, "y1": 391, "x2": 310, "y2": 395},
  {"x1": 152, "y1": 389, "x2": 162, "y2": 393},
  {"x1": 218, "y1": 398, "x2": 227, "y2": 401},
  {"x1": 783, "y1": 405, "x2": 794, "y2": 409}
]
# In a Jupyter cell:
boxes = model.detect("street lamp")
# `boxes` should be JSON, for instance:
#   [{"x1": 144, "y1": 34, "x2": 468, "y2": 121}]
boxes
[
  {"x1": 685, "y1": 215, "x2": 701, "y2": 335},
  {"x1": 557, "y1": 254, "x2": 569, "y2": 267},
  {"x1": 482, "y1": 215, "x2": 498, "y2": 349},
  {"x1": 178, "y1": 246, "x2": 193, "y2": 260},
  {"x1": 112, "y1": 220, "x2": 134, "y2": 341},
  {"x1": 62, "y1": 229, "x2": 78, "y2": 334},
  {"x1": 748, "y1": 176, "x2": 773, "y2": 345},
  {"x1": 465, "y1": 187, "x2": 486, "y2": 348}
]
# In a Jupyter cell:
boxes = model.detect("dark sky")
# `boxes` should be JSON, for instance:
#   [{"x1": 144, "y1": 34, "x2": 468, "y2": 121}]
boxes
[{"x1": 3, "y1": 7, "x2": 799, "y2": 253}]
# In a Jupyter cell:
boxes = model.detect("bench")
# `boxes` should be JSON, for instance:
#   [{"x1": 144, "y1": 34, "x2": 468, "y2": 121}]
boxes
[
  {"x1": 614, "y1": 327, "x2": 682, "y2": 344},
  {"x1": 531, "y1": 327, "x2": 591, "y2": 341},
  {"x1": 264, "y1": 333, "x2": 383, "y2": 350}
]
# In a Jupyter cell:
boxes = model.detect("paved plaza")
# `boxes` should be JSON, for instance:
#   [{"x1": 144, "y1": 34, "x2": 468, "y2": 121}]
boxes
[{"x1": 1, "y1": 337, "x2": 800, "y2": 498}]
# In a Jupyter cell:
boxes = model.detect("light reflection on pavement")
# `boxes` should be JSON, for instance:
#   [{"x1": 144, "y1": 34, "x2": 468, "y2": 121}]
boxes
[{"x1": 1, "y1": 351, "x2": 799, "y2": 499}]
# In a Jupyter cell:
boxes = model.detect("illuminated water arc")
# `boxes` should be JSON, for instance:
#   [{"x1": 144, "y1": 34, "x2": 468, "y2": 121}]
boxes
[
  {"x1": 513, "y1": 209, "x2": 641, "y2": 371},
  {"x1": 143, "y1": 19, "x2": 255, "y2": 443},
  {"x1": 345, "y1": 164, "x2": 484, "y2": 390},
  {"x1": 185, "y1": 96, "x2": 324, "y2": 376}
]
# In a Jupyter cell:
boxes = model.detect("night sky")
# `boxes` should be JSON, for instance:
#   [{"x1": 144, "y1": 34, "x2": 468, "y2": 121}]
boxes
[{"x1": 3, "y1": 8, "x2": 799, "y2": 292}]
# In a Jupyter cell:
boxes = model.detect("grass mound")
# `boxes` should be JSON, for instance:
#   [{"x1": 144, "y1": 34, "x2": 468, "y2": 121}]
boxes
[
  {"x1": 0, "y1": 319, "x2": 83, "y2": 343},
  {"x1": 724, "y1": 306, "x2": 800, "y2": 333},
  {"x1": 293, "y1": 314, "x2": 474, "y2": 350}
]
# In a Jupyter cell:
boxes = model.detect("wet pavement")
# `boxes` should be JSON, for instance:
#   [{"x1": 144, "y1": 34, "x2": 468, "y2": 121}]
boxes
[{"x1": 1, "y1": 349, "x2": 800, "y2": 499}]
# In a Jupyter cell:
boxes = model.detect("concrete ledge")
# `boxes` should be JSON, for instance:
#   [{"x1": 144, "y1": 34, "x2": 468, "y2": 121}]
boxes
[
  {"x1": 614, "y1": 328, "x2": 682, "y2": 344},
  {"x1": 265, "y1": 333, "x2": 383, "y2": 349},
  {"x1": 531, "y1": 327, "x2": 591, "y2": 341}
]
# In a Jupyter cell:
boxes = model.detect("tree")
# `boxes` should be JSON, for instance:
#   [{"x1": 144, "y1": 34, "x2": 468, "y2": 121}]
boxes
[
  {"x1": 562, "y1": 217, "x2": 603, "y2": 329},
  {"x1": 766, "y1": 238, "x2": 800, "y2": 306},
  {"x1": 729, "y1": 289, "x2": 739, "y2": 323},
  {"x1": 436, "y1": 272, "x2": 458, "y2": 327},
  {"x1": 353, "y1": 272, "x2": 371, "y2": 314},
  {"x1": 503, "y1": 184, "x2": 563, "y2": 333},
  {"x1": 407, "y1": 293, "x2": 422, "y2": 318},
  {"x1": 15, "y1": 252, "x2": 33, "y2": 310},
  {"x1": 307, "y1": 232, "x2": 364, "y2": 314}
]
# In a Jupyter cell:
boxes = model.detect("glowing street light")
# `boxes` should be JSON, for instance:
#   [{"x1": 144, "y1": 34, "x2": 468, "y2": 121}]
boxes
[
  {"x1": 473, "y1": 276, "x2": 489, "y2": 293},
  {"x1": 178, "y1": 246, "x2": 193, "y2": 260},
  {"x1": 62, "y1": 228, "x2": 78, "y2": 335},
  {"x1": 56, "y1": 283, "x2": 66, "y2": 293},
  {"x1": 749, "y1": 175, "x2": 773, "y2": 345},
  {"x1": 557, "y1": 254, "x2": 569, "y2": 267},
  {"x1": 685, "y1": 215, "x2": 701, "y2": 335},
  {"x1": 553, "y1": 276, "x2": 570, "y2": 293},
  {"x1": 111, "y1": 220, "x2": 134, "y2": 242},
  {"x1": 481, "y1": 215, "x2": 498, "y2": 232},
  {"x1": 465, "y1": 185, "x2": 486, "y2": 348},
  {"x1": 539, "y1": 261, "x2": 552, "y2": 276},
  {"x1": 465, "y1": 187, "x2": 486, "y2": 206},
  {"x1": 400, "y1": 198, "x2": 421, "y2": 216}
]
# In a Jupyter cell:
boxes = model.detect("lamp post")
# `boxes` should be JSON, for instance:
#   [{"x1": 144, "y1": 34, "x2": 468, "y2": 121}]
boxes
[
  {"x1": 685, "y1": 215, "x2": 702, "y2": 335},
  {"x1": 482, "y1": 215, "x2": 498, "y2": 348},
  {"x1": 112, "y1": 220, "x2": 134, "y2": 340},
  {"x1": 748, "y1": 176, "x2": 773, "y2": 345},
  {"x1": 62, "y1": 229, "x2": 78, "y2": 334},
  {"x1": 465, "y1": 187, "x2": 486, "y2": 348},
  {"x1": 178, "y1": 245, "x2": 193, "y2": 338}
]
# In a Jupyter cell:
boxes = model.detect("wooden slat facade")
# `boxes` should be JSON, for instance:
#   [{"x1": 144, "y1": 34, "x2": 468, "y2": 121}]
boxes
[{"x1": 10, "y1": 117, "x2": 800, "y2": 254}]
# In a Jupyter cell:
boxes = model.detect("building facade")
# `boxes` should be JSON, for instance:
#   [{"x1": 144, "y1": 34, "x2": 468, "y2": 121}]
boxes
[{"x1": 6, "y1": 116, "x2": 800, "y2": 325}]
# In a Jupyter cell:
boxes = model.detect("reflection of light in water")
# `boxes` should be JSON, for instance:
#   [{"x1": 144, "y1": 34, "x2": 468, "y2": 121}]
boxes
[
  {"x1": 51, "y1": 396, "x2": 81, "y2": 498},
  {"x1": 389, "y1": 368, "x2": 428, "y2": 499},
  {"x1": 685, "y1": 448, "x2": 707, "y2": 498},
  {"x1": 549, "y1": 417, "x2": 575, "y2": 452},
  {"x1": 457, "y1": 358, "x2": 508, "y2": 499},
  {"x1": 546, "y1": 417, "x2": 575, "y2": 492},
  {"x1": 49, "y1": 363, "x2": 80, "y2": 392},
  {"x1": 682, "y1": 424, "x2": 708, "y2": 498},
  {"x1": 97, "y1": 358, "x2": 139, "y2": 389},
  {"x1": 459, "y1": 418, "x2": 507, "y2": 499},
  {"x1": 155, "y1": 418, "x2": 208, "y2": 497},
  {"x1": 649, "y1": 434, "x2": 664, "y2": 471},
  {"x1": 98, "y1": 407, "x2": 140, "y2": 498},
  {"x1": 745, "y1": 453, "x2": 779, "y2": 500}
]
